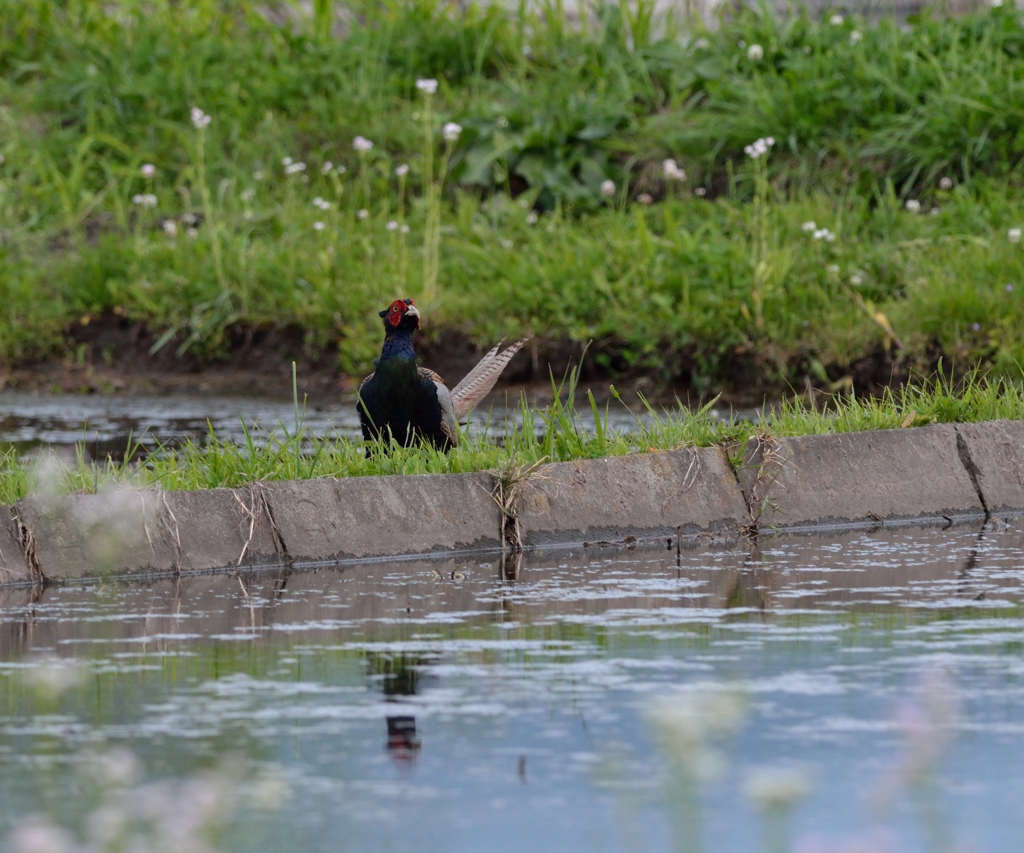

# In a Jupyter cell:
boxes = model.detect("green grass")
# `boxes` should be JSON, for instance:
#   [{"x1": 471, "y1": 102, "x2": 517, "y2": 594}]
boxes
[
  {"x1": 1, "y1": 1, "x2": 1024, "y2": 387},
  {"x1": 1, "y1": 370, "x2": 1021, "y2": 505}
]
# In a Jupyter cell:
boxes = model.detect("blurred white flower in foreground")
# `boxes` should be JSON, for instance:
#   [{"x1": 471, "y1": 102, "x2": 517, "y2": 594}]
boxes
[
  {"x1": 939, "y1": 176, "x2": 953, "y2": 190},
  {"x1": 416, "y1": 78, "x2": 438, "y2": 94},
  {"x1": 747, "y1": 43, "x2": 764, "y2": 61},
  {"x1": 1009, "y1": 227, "x2": 1021, "y2": 244},
  {"x1": 905, "y1": 199, "x2": 921, "y2": 213},
  {"x1": 312, "y1": 197, "x2": 331, "y2": 210},
  {"x1": 802, "y1": 220, "x2": 817, "y2": 232},
  {"x1": 162, "y1": 220, "x2": 177, "y2": 238},
  {"x1": 663, "y1": 158, "x2": 686, "y2": 181},
  {"x1": 442, "y1": 122, "x2": 462, "y2": 142},
  {"x1": 386, "y1": 220, "x2": 398, "y2": 231},
  {"x1": 21, "y1": 657, "x2": 88, "y2": 700},
  {"x1": 526, "y1": 211, "x2": 538, "y2": 224},
  {"x1": 637, "y1": 193, "x2": 653, "y2": 204},
  {"x1": 140, "y1": 163, "x2": 156, "y2": 178},
  {"x1": 352, "y1": 136, "x2": 373, "y2": 153},
  {"x1": 742, "y1": 766, "x2": 813, "y2": 812},
  {"x1": 395, "y1": 163, "x2": 410, "y2": 177},
  {"x1": 694, "y1": 187, "x2": 707, "y2": 197},
  {"x1": 813, "y1": 228, "x2": 835, "y2": 242},
  {"x1": 647, "y1": 687, "x2": 746, "y2": 781},
  {"x1": 850, "y1": 273, "x2": 863, "y2": 286},
  {"x1": 189, "y1": 107, "x2": 211, "y2": 129},
  {"x1": 991, "y1": 0, "x2": 1004, "y2": 7},
  {"x1": 830, "y1": 14, "x2": 844, "y2": 25},
  {"x1": 356, "y1": 209, "x2": 369, "y2": 220},
  {"x1": 285, "y1": 161, "x2": 306, "y2": 175},
  {"x1": 132, "y1": 193, "x2": 157, "y2": 208},
  {"x1": 321, "y1": 161, "x2": 333, "y2": 174},
  {"x1": 849, "y1": 30, "x2": 862, "y2": 44},
  {"x1": 600, "y1": 179, "x2": 616, "y2": 197},
  {"x1": 312, "y1": 221, "x2": 325, "y2": 231}
]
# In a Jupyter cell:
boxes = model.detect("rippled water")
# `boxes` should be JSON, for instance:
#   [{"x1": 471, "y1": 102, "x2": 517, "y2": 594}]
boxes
[
  {"x1": 0, "y1": 392, "x2": 666, "y2": 458},
  {"x1": 1, "y1": 519, "x2": 1023, "y2": 851}
]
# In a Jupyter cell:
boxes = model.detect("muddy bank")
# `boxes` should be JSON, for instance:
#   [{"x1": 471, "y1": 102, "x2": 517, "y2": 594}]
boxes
[
  {"x1": 0, "y1": 313, "x2": 909, "y2": 406},
  {"x1": 0, "y1": 419, "x2": 1020, "y2": 585}
]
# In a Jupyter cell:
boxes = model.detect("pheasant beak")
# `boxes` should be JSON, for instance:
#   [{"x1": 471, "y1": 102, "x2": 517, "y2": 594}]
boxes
[{"x1": 405, "y1": 304, "x2": 420, "y2": 327}]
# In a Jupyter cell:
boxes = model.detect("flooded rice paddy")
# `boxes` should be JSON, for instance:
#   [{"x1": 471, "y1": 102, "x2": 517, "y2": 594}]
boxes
[
  {"x1": 0, "y1": 392, "x2": 657, "y2": 458},
  {"x1": 1, "y1": 519, "x2": 1024, "y2": 851}
]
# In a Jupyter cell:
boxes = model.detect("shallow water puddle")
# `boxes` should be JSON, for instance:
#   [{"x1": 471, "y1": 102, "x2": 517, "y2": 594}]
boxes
[{"x1": 1, "y1": 519, "x2": 1023, "y2": 852}]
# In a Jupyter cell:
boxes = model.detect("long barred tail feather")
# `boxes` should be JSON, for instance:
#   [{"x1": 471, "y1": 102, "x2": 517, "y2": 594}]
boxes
[{"x1": 450, "y1": 338, "x2": 528, "y2": 422}]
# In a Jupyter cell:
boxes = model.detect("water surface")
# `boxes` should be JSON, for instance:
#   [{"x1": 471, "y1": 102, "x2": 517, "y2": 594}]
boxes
[{"x1": 1, "y1": 519, "x2": 1023, "y2": 852}]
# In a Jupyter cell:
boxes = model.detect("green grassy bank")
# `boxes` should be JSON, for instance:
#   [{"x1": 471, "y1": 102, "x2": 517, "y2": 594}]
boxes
[
  {"x1": 1, "y1": 1, "x2": 1024, "y2": 389},
  {"x1": 2, "y1": 372, "x2": 1021, "y2": 504}
]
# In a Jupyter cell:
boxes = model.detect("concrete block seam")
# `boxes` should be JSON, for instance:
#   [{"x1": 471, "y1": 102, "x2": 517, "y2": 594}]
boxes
[
  {"x1": 954, "y1": 426, "x2": 990, "y2": 518},
  {"x1": 235, "y1": 482, "x2": 289, "y2": 569},
  {"x1": 11, "y1": 507, "x2": 44, "y2": 584}
]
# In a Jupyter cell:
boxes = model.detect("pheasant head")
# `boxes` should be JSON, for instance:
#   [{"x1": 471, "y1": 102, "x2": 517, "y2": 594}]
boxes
[
  {"x1": 377, "y1": 298, "x2": 420, "y2": 361},
  {"x1": 380, "y1": 298, "x2": 420, "y2": 332}
]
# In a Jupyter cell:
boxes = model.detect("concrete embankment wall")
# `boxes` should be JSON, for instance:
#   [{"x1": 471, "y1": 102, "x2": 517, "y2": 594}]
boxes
[{"x1": 0, "y1": 420, "x2": 1022, "y2": 585}]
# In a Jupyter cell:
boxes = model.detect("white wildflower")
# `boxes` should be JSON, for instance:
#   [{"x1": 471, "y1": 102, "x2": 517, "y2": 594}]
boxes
[
  {"x1": 930, "y1": 206, "x2": 940, "y2": 215},
  {"x1": 744, "y1": 137, "x2": 773, "y2": 159},
  {"x1": 140, "y1": 163, "x2": 156, "y2": 178},
  {"x1": 356, "y1": 208, "x2": 369, "y2": 220},
  {"x1": 189, "y1": 107, "x2": 211, "y2": 129},
  {"x1": 939, "y1": 176, "x2": 953, "y2": 190},
  {"x1": 600, "y1": 179, "x2": 616, "y2": 197},
  {"x1": 905, "y1": 199, "x2": 921, "y2": 213},
  {"x1": 830, "y1": 14, "x2": 844, "y2": 25},
  {"x1": 663, "y1": 158, "x2": 686, "y2": 181},
  {"x1": 442, "y1": 122, "x2": 462, "y2": 142},
  {"x1": 321, "y1": 161, "x2": 333, "y2": 174},
  {"x1": 991, "y1": 0, "x2": 1003, "y2": 6},
  {"x1": 637, "y1": 193, "x2": 653, "y2": 204},
  {"x1": 850, "y1": 30, "x2": 862, "y2": 44},
  {"x1": 747, "y1": 43, "x2": 764, "y2": 61},
  {"x1": 802, "y1": 221, "x2": 817, "y2": 232},
  {"x1": 395, "y1": 163, "x2": 410, "y2": 178},
  {"x1": 162, "y1": 220, "x2": 177, "y2": 238},
  {"x1": 694, "y1": 37, "x2": 709, "y2": 49},
  {"x1": 496, "y1": 116, "x2": 509, "y2": 128},
  {"x1": 850, "y1": 274, "x2": 863, "y2": 286},
  {"x1": 312, "y1": 196, "x2": 331, "y2": 210},
  {"x1": 813, "y1": 228, "x2": 835, "y2": 242},
  {"x1": 386, "y1": 220, "x2": 398, "y2": 231},
  {"x1": 285, "y1": 161, "x2": 306, "y2": 175},
  {"x1": 526, "y1": 211, "x2": 538, "y2": 224},
  {"x1": 1007, "y1": 284, "x2": 1014, "y2": 292},
  {"x1": 400, "y1": 224, "x2": 410, "y2": 234},
  {"x1": 827, "y1": 264, "x2": 840, "y2": 273},
  {"x1": 132, "y1": 193, "x2": 157, "y2": 208},
  {"x1": 694, "y1": 187, "x2": 707, "y2": 197},
  {"x1": 253, "y1": 170, "x2": 264, "y2": 180},
  {"x1": 353, "y1": 136, "x2": 373, "y2": 153},
  {"x1": 501, "y1": 239, "x2": 514, "y2": 249},
  {"x1": 187, "y1": 227, "x2": 198, "y2": 239},
  {"x1": 743, "y1": 767, "x2": 813, "y2": 812},
  {"x1": 240, "y1": 188, "x2": 256, "y2": 202},
  {"x1": 282, "y1": 156, "x2": 293, "y2": 166},
  {"x1": 312, "y1": 221, "x2": 325, "y2": 231},
  {"x1": 181, "y1": 213, "x2": 197, "y2": 225},
  {"x1": 416, "y1": 78, "x2": 439, "y2": 95},
  {"x1": 1009, "y1": 228, "x2": 1022, "y2": 244}
]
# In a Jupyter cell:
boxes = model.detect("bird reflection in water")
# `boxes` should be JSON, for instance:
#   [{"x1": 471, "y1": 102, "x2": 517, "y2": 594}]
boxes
[{"x1": 365, "y1": 653, "x2": 429, "y2": 764}]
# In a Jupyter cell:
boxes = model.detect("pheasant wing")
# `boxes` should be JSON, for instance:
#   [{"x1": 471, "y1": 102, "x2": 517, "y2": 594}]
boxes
[{"x1": 449, "y1": 338, "x2": 528, "y2": 422}]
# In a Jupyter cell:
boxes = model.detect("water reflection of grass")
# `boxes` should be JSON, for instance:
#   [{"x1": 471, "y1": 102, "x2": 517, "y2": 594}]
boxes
[
  {"x1": 0, "y1": 370, "x2": 1020, "y2": 503},
  {"x1": 0, "y1": 598, "x2": 1017, "y2": 852}
]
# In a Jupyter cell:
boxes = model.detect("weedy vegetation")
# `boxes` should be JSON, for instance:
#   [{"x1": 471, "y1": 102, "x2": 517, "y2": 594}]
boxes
[
  {"x1": 0, "y1": 0, "x2": 1024, "y2": 390},
  {"x1": 0, "y1": 368, "x2": 1020, "y2": 503}
]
